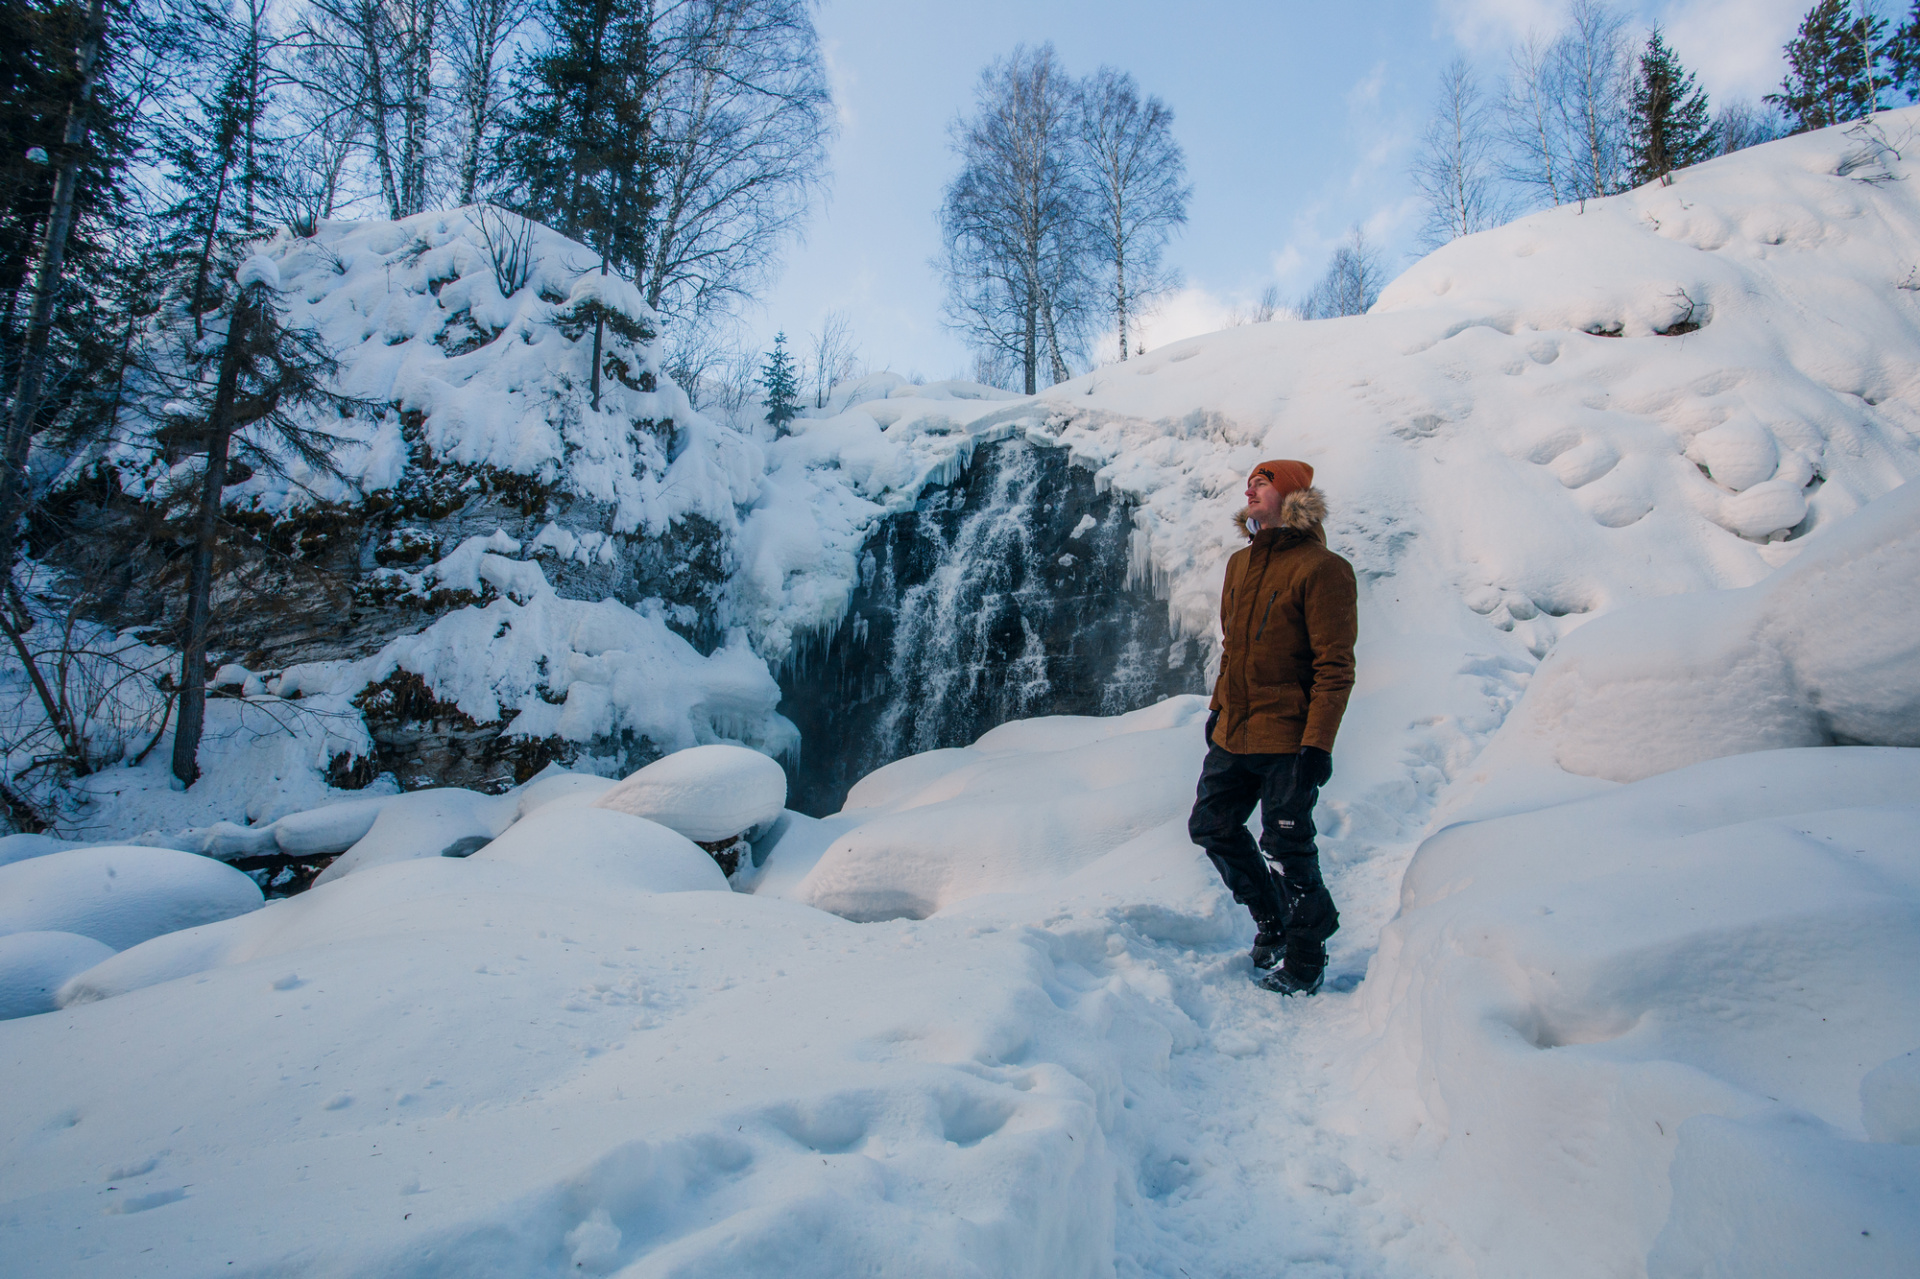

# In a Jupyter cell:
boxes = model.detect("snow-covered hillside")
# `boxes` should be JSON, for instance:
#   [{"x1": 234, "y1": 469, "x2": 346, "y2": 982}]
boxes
[{"x1": 3, "y1": 117, "x2": 1919, "y2": 1276}]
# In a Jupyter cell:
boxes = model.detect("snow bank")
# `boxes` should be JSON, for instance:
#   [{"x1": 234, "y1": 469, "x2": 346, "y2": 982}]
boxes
[
  {"x1": 1347, "y1": 746, "x2": 1920, "y2": 1278},
  {"x1": 0, "y1": 930, "x2": 114, "y2": 1019},
  {"x1": 7, "y1": 846, "x2": 1132, "y2": 1276},
  {"x1": 110, "y1": 207, "x2": 757, "y2": 539},
  {"x1": 312, "y1": 788, "x2": 517, "y2": 885},
  {"x1": 788, "y1": 697, "x2": 1208, "y2": 921},
  {"x1": 592, "y1": 744, "x2": 787, "y2": 842},
  {"x1": 474, "y1": 806, "x2": 729, "y2": 893},
  {"x1": 0, "y1": 833, "x2": 88, "y2": 868},
  {"x1": 1450, "y1": 478, "x2": 1918, "y2": 814},
  {"x1": 513, "y1": 767, "x2": 616, "y2": 818},
  {"x1": 0, "y1": 846, "x2": 263, "y2": 950}
]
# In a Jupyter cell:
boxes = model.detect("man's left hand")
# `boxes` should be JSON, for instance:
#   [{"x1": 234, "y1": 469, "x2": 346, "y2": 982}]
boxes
[{"x1": 1298, "y1": 746, "x2": 1333, "y2": 790}]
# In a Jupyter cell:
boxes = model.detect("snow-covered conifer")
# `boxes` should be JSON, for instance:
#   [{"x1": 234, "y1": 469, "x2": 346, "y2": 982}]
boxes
[
  {"x1": 1770, "y1": 0, "x2": 1889, "y2": 132},
  {"x1": 1626, "y1": 28, "x2": 1714, "y2": 187},
  {"x1": 757, "y1": 331, "x2": 798, "y2": 435}
]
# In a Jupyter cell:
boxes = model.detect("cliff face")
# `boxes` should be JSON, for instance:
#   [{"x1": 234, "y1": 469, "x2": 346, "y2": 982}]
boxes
[{"x1": 53, "y1": 208, "x2": 1198, "y2": 811}]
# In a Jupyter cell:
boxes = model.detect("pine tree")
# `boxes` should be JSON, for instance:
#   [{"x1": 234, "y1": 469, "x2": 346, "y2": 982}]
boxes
[
  {"x1": 142, "y1": 258, "x2": 350, "y2": 786},
  {"x1": 1886, "y1": 1, "x2": 1920, "y2": 102},
  {"x1": 497, "y1": 0, "x2": 662, "y2": 412},
  {"x1": 1627, "y1": 28, "x2": 1714, "y2": 186},
  {"x1": 153, "y1": 0, "x2": 285, "y2": 340},
  {"x1": 1769, "y1": 0, "x2": 1889, "y2": 133},
  {"x1": 757, "y1": 331, "x2": 797, "y2": 435},
  {"x1": 496, "y1": 0, "x2": 660, "y2": 275}
]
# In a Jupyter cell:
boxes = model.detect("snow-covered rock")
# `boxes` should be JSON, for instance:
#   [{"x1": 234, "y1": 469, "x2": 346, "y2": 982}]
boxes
[
  {"x1": 0, "y1": 846, "x2": 263, "y2": 950},
  {"x1": 789, "y1": 697, "x2": 1208, "y2": 921},
  {"x1": 592, "y1": 744, "x2": 787, "y2": 842},
  {"x1": 512, "y1": 767, "x2": 617, "y2": 819},
  {"x1": 312, "y1": 788, "x2": 517, "y2": 885},
  {"x1": 0, "y1": 833, "x2": 88, "y2": 868},
  {"x1": 472, "y1": 807, "x2": 729, "y2": 893},
  {"x1": 1458, "y1": 477, "x2": 1920, "y2": 799},
  {"x1": 0, "y1": 931, "x2": 115, "y2": 1019}
]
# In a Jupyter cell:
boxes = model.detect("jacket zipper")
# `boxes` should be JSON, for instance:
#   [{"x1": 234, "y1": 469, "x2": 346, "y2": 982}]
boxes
[{"x1": 1253, "y1": 591, "x2": 1277, "y2": 641}]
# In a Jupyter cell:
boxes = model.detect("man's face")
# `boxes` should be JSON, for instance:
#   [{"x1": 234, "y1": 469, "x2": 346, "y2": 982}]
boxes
[{"x1": 1244, "y1": 472, "x2": 1286, "y2": 525}]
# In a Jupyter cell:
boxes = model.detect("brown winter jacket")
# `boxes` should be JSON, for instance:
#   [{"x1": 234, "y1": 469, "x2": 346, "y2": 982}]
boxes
[{"x1": 1207, "y1": 487, "x2": 1358, "y2": 755}]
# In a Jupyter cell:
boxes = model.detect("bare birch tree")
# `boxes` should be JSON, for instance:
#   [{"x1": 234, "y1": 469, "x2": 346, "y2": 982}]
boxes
[
  {"x1": 1500, "y1": 0, "x2": 1633, "y2": 206},
  {"x1": 939, "y1": 43, "x2": 1091, "y2": 394},
  {"x1": 444, "y1": 0, "x2": 531, "y2": 205},
  {"x1": 1412, "y1": 58, "x2": 1506, "y2": 249},
  {"x1": 293, "y1": 0, "x2": 442, "y2": 219},
  {"x1": 640, "y1": 0, "x2": 832, "y2": 327},
  {"x1": 1076, "y1": 66, "x2": 1187, "y2": 363},
  {"x1": 807, "y1": 308, "x2": 858, "y2": 407},
  {"x1": 1298, "y1": 226, "x2": 1384, "y2": 320}
]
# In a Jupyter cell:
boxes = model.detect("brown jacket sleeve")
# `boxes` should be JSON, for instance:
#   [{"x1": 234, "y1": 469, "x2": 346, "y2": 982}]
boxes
[{"x1": 1300, "y1": 554, "x2": 1358, "y2": 751}]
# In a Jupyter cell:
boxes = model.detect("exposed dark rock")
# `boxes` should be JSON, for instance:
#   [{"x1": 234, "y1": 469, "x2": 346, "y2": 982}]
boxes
[{"x1": 776, "y1": 437, "x2": 1206, "y2": 816}]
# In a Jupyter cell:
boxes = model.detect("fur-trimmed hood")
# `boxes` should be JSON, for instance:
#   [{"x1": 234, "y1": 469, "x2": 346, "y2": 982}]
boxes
[{"x1": 1233, "y1": 486, "x2": 1328, "y2": 540}]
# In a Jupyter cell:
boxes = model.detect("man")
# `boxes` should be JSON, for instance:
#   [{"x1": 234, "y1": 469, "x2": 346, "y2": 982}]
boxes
[{"x1": 1188, "y1": 459, "x2": 1357, "y2": 996}]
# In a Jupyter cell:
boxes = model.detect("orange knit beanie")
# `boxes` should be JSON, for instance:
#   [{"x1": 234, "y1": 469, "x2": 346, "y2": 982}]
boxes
[{"x1": 1249, "y1": 459, "x2": 1314, "y2": 495}]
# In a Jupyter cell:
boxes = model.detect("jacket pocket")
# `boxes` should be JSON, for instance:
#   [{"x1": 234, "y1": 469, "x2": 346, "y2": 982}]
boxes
[{"x1": 1253, "y1": 591, "x2": 1278, "y2": 641}]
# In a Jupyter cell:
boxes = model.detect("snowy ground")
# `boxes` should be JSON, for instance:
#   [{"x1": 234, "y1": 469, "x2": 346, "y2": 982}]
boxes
[{"x1": 4, "y1": 119, "x2": 1920, "y2": 1273}]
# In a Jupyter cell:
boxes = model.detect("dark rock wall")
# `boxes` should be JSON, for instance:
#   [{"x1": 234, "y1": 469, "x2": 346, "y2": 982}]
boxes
[{"x1": 777, "y1": 437, "x2": 1207, "y2": 816}]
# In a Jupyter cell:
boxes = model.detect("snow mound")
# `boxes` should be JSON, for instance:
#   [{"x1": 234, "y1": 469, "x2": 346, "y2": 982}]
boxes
[
  {"x1": 789, "y1": 697, "x2": 1208, "y2": 921},
  {"x1": 0, "y1": 931, "x2": 115, "y2": 1019},
  {"x1": 5, "y1": 848, "x2": 1135, "y2": 1275},
  {"x1": 313, "y1": 788, "x2": 516, "y2": 885},
  {"x1": 0, "y1": 846, "x2": 263, "y2": 950},
  {"x1": 0, "y1": 833, "x2": 88, "y2": 868},
  {"x1": 1477, "y1": 478, "x2": 1919, "y2": 788},
  {"x1": 1348, "y1": 746, "x2": 1920, "y2": 1277},
  {"x1": 513, "y1": 768, "x2": 616, "y2": 819},
  {"x1": 591, "y1": 744, "x2": 787, "y2": 842},
  {"x1": 234, "y1": 254, "x2": 279, "y2": 290},
  {"x1": 473, "y1": 807, "x2": 729, "y2": 893}
]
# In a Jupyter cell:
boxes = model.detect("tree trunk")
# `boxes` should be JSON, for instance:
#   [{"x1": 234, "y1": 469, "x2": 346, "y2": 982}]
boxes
[
  {"x1": 172, "y1": 292, "x2": 255, "y2": 786},
  {"x1": 1, "y1": 0, "x2": 108, "y2": 591},
  {"x1": 399, "y1": 0, "x2": 438, "y2": 214},
  {"x1": 1021, "y1": 297, "x2": 1037, "y2": 395},
  {"x1": 359, "y1": 2, "x2": 402, "y2": 220},
  {"x1": 590, "y1": 254, "x2": 607, "y2": 411}
]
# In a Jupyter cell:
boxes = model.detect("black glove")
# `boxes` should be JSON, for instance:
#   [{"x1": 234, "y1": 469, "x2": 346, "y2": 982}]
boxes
[
  {"x1": 1203, "y1": 708, "x2": 1220, "y2": 745},
  {"x1": 1297, "y1": 746, "x2": 1333, "y2": 790}
]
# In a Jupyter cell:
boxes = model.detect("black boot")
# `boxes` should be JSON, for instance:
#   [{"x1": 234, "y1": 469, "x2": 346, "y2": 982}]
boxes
[
  {"x1": 1255, "y1": 939, "x2": 1326, "y2": 996},
  {"x1": 1255, "y1": 964, "x2": 1324, "y2": 997},
  {"x1": 1249, "y1": 929, "x2": 1284, "y2": 970}
]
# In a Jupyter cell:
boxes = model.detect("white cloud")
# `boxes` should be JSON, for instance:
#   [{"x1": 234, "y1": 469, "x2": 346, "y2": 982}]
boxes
[
  {"x1": 1091, "y1": 286, "x2": 1246, "y2": 360},
  {"x1": 1436, "y1": 0, "x2": 1566, "y2": 48},
  {"x1": 1657, "y1": 0, "x2": 1805, "y2": 103},
  {"x1": 823, "y1": 39, "x2": 858, "y2": 129}
]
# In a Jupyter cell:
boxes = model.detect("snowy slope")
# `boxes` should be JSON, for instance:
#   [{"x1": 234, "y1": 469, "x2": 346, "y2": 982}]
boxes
[{"x1": 4, "y1": 117, "x2": 1920, "y2": 1277}]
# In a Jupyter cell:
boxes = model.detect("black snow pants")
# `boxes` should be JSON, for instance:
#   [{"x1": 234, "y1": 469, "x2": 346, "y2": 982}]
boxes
[{"x1": 1187, "y1": 729, "x2": 1340, "y2": 971}]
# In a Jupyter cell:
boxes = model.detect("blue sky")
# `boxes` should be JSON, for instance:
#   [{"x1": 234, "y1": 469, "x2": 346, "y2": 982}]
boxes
[{"x1": 748, "y1": 0, "x2": 1811, "y2": 381}]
